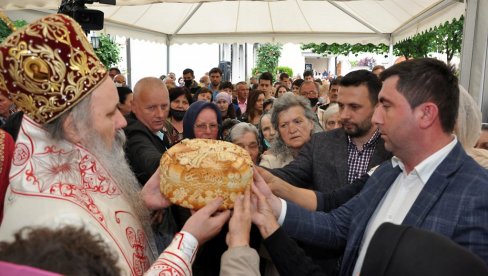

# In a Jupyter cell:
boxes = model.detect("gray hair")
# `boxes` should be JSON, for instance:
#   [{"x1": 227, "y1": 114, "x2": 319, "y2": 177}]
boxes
[
  {"x1": 269, "y1": 94, "x2": 322, "y2": 159},
  {"x1": 44, "y1": 93, "x2": 93, "y2": 142},
  {"x1": 229, "y1": 122, "x2": 259, "y2": 144},
  {"x1": 321, "y1": 103, "x2": 340, "y2": 125}
]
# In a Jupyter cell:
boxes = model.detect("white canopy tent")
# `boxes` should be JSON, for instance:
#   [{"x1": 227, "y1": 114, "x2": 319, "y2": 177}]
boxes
[
  {"x1": 2, "y1": 0, "x2": 465, "y2": 45},
  {"x1": 3, "y1": 0, "x2": 487, "y2": 120}
]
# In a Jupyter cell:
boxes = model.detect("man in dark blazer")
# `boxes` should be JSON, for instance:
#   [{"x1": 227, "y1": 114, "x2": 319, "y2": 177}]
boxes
[
  {"x1": 267, "y1": 70, "x2": 392, "y2": 207},
  {"x1": 256, "y1": 58, "x2": 488, "y2": 275}
]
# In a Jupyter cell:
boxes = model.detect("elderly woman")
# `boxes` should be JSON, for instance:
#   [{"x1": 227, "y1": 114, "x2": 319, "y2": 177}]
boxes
[
  {"x1": 183, "y1": 101, "x2": 222, "y2": 140},
  {"x1": 258, "y1": 113, "x2": 276, "y2": 151},
  {"x1": 228, "y1": 122, "x2": 261, "y2": 164},
  {"x1": 318, "y1": 103, "x2": 342, "y2": 131},
  {"x1": 260, "y1": 94, "x2": 322, "y2": 169}
]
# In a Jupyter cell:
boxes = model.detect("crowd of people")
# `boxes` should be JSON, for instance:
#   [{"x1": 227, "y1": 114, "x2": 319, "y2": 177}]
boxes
[{"x1": 0, "y1": 13, "x2": 488, "y2": 276}]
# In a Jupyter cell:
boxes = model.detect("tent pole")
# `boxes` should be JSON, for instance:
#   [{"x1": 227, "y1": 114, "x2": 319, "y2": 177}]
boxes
[
  {"x1": 166, "y1": 35, "x2": 171, "y2": 75},
  {"x1": 126, "y1": 37, "x2": 132, "y2": 88},
  {"x1": 245, "y1": 43, "x2": 248, "y2": 82}
]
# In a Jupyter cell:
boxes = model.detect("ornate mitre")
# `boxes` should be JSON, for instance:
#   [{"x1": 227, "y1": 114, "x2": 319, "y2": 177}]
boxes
[{"x1": 0, "y1": 14, "x2": 107, "y2": 124}]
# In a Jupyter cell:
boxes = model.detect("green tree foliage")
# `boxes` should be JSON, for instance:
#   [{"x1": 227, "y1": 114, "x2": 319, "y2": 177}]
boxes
[
  {"x1": 301, "y1": 16, "x2": 463, "y2": 64},
  {"x1": 430, "y1": 15, "x2": 464, "y2": 65},
  {"x1": 0, "y1": 19, "x2": 27, "y2": 43},
  {"x1": 276, "y1": 66, "x2": 293, "y2": 78},
  {"x1": 394, "y1": 16, "x2": 463, "y2": 62},
  {"x1": 301, "y1": 43, "x2": 389, "y2": 57},
  {"x1": 94, "y1": 34, "x2": 121, "y2": 68},
  {"x1": 253, "y1": 43, "x2": 282, "y2": 77},
  {"x1": 393, "y1": 31, "x2": 435, "y2": 59}
]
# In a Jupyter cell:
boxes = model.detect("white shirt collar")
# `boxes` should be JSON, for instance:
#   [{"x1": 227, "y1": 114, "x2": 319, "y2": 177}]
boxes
[{"x1": 391, "y1": 135, "x2": 458, "y2": 184}]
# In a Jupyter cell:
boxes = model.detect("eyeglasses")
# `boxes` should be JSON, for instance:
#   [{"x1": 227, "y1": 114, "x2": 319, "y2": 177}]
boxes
[{"x1": 195, "y1": 123, "x2": 219, "y2": 131}]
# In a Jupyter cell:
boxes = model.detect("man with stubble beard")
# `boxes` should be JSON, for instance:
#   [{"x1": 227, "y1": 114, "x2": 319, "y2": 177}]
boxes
[{"x1": 259, "y1": 70, "x2": 392, "y2": 275}]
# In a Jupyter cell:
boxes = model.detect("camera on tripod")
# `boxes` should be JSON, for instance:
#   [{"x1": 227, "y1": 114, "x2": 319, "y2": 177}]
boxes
[{"x1": 58, "y1": 0, "x2": 116, "y2": 32}]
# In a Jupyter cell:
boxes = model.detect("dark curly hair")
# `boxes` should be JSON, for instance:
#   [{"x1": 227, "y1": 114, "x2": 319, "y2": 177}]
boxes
[{"x1": 0, "y1": 226, "x2": 121, "y2": 276}]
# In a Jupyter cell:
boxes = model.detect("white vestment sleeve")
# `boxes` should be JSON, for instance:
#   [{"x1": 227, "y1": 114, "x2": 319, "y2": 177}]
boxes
[{"x1": 145, "y1": 232, "x2": 199, "y2": 276}]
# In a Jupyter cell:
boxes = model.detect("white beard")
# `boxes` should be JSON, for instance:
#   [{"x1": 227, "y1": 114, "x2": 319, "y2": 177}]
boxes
[{"x1": 79, "y1": 127, "x2": 158, "y2": 261}]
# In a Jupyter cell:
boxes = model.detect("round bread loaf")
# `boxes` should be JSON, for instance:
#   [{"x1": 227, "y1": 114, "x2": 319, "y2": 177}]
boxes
[{"x1": 160, "y1": 138, "x2": 253, "y2": 209}]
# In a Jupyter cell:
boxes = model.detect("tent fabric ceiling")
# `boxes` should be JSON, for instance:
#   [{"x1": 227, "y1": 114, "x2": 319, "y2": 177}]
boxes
[{"x1": 2, "y1": 0, "x2": 465, "y2": 45}]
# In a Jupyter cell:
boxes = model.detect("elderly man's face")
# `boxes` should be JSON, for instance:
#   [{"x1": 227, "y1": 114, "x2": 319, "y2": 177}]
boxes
[
  {"x1": 300, "y1": 82, "x2": 318, "y2": 98},
  {"x1": 132, "y1": 83, "x2": 170, "y2": 133},
  {"x1": 236, "y1": 84, "x2": 249, "y2": 101},
  {"x1": 90, "y1": 78, "x2": 127, "y2": 149}
]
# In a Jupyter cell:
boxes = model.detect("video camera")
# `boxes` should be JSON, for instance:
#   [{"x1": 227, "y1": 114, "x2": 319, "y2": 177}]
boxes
[{"x1": 58, "y1": 0, "x2": 116, "y2": 32}]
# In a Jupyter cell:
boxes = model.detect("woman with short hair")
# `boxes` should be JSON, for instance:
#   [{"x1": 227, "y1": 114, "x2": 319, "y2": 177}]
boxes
[
  {"x1": 228, "y1": 122, "x2": 261, "y2": 164},
  {"x1": 260, "y1": 94, "x2": 322, "y2": 169}
]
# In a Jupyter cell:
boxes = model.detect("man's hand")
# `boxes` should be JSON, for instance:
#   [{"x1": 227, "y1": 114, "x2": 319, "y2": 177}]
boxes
[
  {"x1": 251, "y1": 183, "x2": 280, "y2": 239},
  {"x1": 182, "y1": 198, "x2": 231, "y2": 245},
  {"x1": 226, "y1": 189, "x2": 251, "y2": 248},
  {"x1": 255, "y1": 166, "x2": 293, "y2": 198},
  {"x1": 141, "y1": 169, "x2": 171, "y2": 210},
  {"x1": 253, "y1": 167, "x2": 282, "y2": 218}
]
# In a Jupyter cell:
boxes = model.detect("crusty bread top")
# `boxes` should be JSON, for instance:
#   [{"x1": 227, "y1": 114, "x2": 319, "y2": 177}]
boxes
[{"x1": 160, "y1": 138, "x2": 253, "y2": 209}]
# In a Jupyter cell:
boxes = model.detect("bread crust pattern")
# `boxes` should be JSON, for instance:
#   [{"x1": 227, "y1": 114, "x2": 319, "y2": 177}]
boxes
[{"x1": 160, "y1": 138, "x2": 253, "y2": 209}]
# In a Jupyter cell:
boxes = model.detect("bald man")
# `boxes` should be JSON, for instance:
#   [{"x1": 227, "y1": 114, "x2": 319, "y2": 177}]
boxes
[{"x1": 124, "y1": 77, "x2": 171, "y2": 185}]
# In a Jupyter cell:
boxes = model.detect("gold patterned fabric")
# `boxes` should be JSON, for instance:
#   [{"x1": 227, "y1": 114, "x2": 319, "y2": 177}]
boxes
[{"x1": 0, "y1": 14, "x2": 107, "y2": 124}]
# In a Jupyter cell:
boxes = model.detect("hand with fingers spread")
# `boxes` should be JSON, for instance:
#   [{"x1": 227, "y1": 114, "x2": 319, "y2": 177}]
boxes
[
  {"x1": 226, "y1": 189, "x2": 252, "y2": 248},
  {"x1": 253, "y1": 167, "x2": 282, "y2": 218},
  {"x1": 141, "y1": 169, "x2": 171, "y2": 210},
  {"x1": 251, "y1": 182, "x2": 280, "y2": 239},
  {"x1": 182, "y1": 198, "x2": 231, "y2": 245}
]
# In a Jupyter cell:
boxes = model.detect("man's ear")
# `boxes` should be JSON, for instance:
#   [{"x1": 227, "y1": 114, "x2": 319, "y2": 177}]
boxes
[
  {"x1": 62, "y1": 113, "x2": 81, "y2": 144},
  {"x1": 417, "y1": 102, "x2": 438, "y2": 129}
]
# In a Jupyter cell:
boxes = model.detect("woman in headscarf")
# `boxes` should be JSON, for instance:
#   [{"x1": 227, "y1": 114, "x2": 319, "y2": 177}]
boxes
[
  {"x1": 214, "y1": 92, "x2": 237, "y2": 121},
  {"x1": 183, "y1": 101, "x2": 222, "y2": 140}
]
